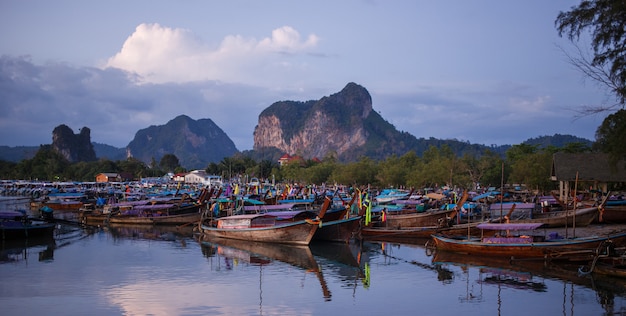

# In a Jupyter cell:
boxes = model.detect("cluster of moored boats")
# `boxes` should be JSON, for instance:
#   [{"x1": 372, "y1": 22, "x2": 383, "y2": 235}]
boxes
[{"x1": 3, "y1": 182, "x2": 626, "y2": 278}]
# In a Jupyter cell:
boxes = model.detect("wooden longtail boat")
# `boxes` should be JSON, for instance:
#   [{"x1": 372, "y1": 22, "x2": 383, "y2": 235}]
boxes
[
  {"x1": 431, "y1": 222, "x2": 626, "y2": 259},
  {"x1": 595, "y1": 200, "x2": 626, "y2": 223},
  {"x1": 581, "y1": 256, "x2": 626, "y2": 279},
  {"x1": 373, "y1": 191, "x2": 468, "y2": 229},
  {"x1": 314, "y1": 216, "x2": 362, "y2": 243},
  {"x1": 491, "y1": 204, "x2": 599, "y2": 228},
  {"x1": 82, "y1": 188, "x2": 212, "y2": 226},
  {"x1": 375, "y1": 207, "x2": 456, "y2": 228},
  {"x1": 313, "y1": 194, "x2": 362, "y2": 243},
  {"x1": 109, "y1": 211, "x2": 201, "y2": 225},
  {"x1": 361, "y1": 191, "x2": 472, "y2": 242},
  {"x1": 197, "y1": 198, "x2": 330, "y2": 245},
  {"x1": 82, "y1": 202, "x2": 203, "y2": 226},
  {"x1": 578, "y1": 239, "x2": 626, "y2": 278},
  {"x1": 41, "y1": 193, "x2": 86, "y2": 211},
  {"x1": 0, "y1": 210, "x2": 56, "y2": 240},
  {"x1": 362, "y1": 222, "x2": 483, "y2": 242}
]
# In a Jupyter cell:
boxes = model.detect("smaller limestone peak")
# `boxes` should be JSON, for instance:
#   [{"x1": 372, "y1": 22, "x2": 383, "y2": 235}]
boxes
[{"x1": 52, "y1": 124, "x2": 97, "y2": 162}]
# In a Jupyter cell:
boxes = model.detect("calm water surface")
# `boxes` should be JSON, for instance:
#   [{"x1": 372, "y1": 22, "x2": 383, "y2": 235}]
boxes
[{"x1": 2, "y1": 197, "x2": 626, "y2": 316}]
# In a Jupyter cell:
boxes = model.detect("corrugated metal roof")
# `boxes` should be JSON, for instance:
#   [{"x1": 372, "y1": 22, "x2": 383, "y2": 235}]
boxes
[{"x1": 551, "y1": 153, "x2": 626, "y2": 182}]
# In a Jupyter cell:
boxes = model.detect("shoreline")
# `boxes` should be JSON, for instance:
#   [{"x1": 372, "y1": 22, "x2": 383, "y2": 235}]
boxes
[{"x1": 542, "y1": 222, "x2": 626, "y2": 237}]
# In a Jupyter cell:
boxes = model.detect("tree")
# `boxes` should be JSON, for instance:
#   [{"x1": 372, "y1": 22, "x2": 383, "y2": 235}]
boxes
[
  {"x1": 594, "y1": 109, "x2": 626, "y2": 166},
  {"x1": 462, "y1": 150, "x2": 502, "y2": 191},
  {"x1": 507, "y1": 151, "x2": 555, "y2": 192},
  {"x1": 555, "y1": 0, "x2": 626, "y2": 111},
  {"x1": 28, "y1": 145, "x2": 70, "y2": 180},
  {"x1": 118, "y1": 158, "x2": 147, "y2": 179},
  {"x1": 257, "y1": 160, "x2": 276, "y2": 180},
  {"x1": 159, "y1": 154, "x2": 180, "y2": 173},
  {"x1": 376, "y1": 155, "x2": 407, "y2": 188},
  {"x1": 330, "y1": 157, "x2": 378, "y2": 186},
  {"x1": 419, "y1": 145, "x2": 461, "y2": 188}
]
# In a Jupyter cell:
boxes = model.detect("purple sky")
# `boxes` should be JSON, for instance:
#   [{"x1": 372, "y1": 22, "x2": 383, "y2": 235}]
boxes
[{"x1": 0, "y1": 0, "x2": 611, "y2": 150}]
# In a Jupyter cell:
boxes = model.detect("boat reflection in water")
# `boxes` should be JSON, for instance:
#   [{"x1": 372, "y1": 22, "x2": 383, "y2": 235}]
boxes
[
  {"x1": 309, "y1": 241, "x2": 372, "y2": 290},
  {"x1": 1, "y1": 220, "x2": 96, "y2": 264},
  {"x1": 198, "y1": 236, "x2": 374, "y2": 302},
  {"x1": 0, "y1": 235, "x2": 56, "y2": 263},
  {"x1": 104, "y1": 223, "x2": 195, "y2": 243},
  {"x1": 199, "y1": 235, "x2": 333, "y2": 301},
  {"x1": 431, "y1": 249, "x2": 626, "y2": 314}
]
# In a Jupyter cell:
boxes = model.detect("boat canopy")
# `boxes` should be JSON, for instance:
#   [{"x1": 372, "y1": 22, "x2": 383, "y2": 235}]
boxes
[
  {"x1": 217, "y1": 214, "x2": 276, "y2": 221},
  {"x1": 426, "y1": 193, "x2": 445, "y2": 200},
  {"x1": 264, "y1": 210, "x2": 316, "y2": 220},
  {"x1": 133, "y1": 204, "x2": 175, "y2": 210},
  {"x1": 489, "y1": 203, "x2": 535, "y2": 211},
  {"x1": 393, "y1": 199, "x2": 423, "y2": 205},
  {"x1": 216, "y1": 213, "x2": 277, "y2": 229},
  {"x1": 476, "y1": 223, "x2": 545, "y2": 231},
  {"x1": 471, "y1": 191, "x2": 500, "y2": 201},
  {"x1": 243, "y1": 203, "x2": 297, "y2": 212},
  {"x1": 278, "y1": 199, "x2": 315, "y2": 206},
  {"x1": 243, "y1": 198, "x2": 266, "y2": 205}
]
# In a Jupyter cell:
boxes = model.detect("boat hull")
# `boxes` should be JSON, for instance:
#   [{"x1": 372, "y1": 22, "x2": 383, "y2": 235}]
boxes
[
  {"x1": 0, "y1": 221, "x2": 56, "y2": 240},
  {"x1": 81, "y1": 204, "x2": 203, "y2": 226},
  {"x1": 199, "y1": 220, "x2": 319, "y2": 245},
  {"x1": 431, "y1": 232, "x2": 626, "y2": 259},
  {"x1": 597, "y1": 204, "x2": 626, "y2": 223},
  {"x1": 313, "y1": 216, "x2": 362, "y2": 243},
  {"x1": 380, "y1": 209, "x2": 456, "y2": 228},
  {"x1": 517, "y1": 206, "x2": 598, "y2": 228},
  {"x1": 362, "y1": 222, "x2": 483, "y2": 242},
  {"x1": 108, "y1": 212, "x2": 201, "y2": 225}
]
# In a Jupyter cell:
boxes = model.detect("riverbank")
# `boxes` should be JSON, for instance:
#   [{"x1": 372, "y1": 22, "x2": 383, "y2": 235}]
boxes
[{"x1": 545, "y1": 222, "x2": 626, "y2": 237}]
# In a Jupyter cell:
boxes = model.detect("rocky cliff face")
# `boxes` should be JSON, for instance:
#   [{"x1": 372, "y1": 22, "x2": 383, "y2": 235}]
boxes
[
  {"x1": 52, "y1": 124, "x2": 97, "y2": 162},
  {"x1": 253, "y1": 82, "x2": 371, "y2": 158}
]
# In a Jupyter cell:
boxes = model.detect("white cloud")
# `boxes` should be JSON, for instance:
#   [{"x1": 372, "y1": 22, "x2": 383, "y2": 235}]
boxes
[
  {"x1": 104, "y1": 23, "x2": 320, "y2": 85},
  {"x1": 258, "y1": 26, "x2": 319, "y2": 52},
  {"x1": 508, "y1": 95, "x2": 551, "y2": 113}
]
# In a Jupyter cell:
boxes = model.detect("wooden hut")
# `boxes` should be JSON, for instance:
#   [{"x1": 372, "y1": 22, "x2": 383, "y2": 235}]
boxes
[{"x1": 550, "y1": 152, "x2": 626, "y2": 201}]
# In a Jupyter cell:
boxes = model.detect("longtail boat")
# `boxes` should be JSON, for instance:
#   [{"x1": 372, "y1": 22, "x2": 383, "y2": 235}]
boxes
[
  {"x1": 81, "y1": 188, "x2": 211, "y2": 226},
  {"x1": 490, "y1": 203, "x2": 599, "y2": 228},
  {"x1": 313, "y1": 194, "x2": 362, "y2": 243},
  {"x1": 361, "y1": 191, "x2": 472, "y2": 242},
  {"x1": 81, "y1": 201, "x2": 204, "y2": 225},
  {"x1": 373, "y1": 191, "x2": 468, "y2": 229},
  {"x1": 0, "y1": 210, "x2": 56, "y2": 240},
  {"x1": 362, "y1": 221, "x2": 483, "y2": 242},
  {"x1": 197, "y1": 198, "x2": 330, "y2": 245},
  {"x1": 431, "y1": 222, "x2": 626, "y2": 260}
]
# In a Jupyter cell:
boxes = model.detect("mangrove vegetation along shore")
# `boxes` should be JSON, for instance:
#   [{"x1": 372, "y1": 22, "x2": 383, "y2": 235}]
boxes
[{"x1": 2, "y1": 142, "x2": 621, "y2": 194}]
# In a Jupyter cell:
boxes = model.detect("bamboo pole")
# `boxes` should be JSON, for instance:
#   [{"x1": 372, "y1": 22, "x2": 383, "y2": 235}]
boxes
[
  {"x1": 573, "y1": 171, "x2": 579, "y2": 237},
  {"x1": 499, "y1": 162, "x2": 504, "y2": 223}
]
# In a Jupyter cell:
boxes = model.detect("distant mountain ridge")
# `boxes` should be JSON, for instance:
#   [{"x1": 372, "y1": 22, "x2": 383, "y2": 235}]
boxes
[
  {"x1": 523, "y1": 134, "x2": 594, "y2": 148},
  {"x1": 0, "y1": 83, "x2": 594, "y2": 167},
  {"x1": 253, "y1": 83, "x2": 533, "y2": 161}
]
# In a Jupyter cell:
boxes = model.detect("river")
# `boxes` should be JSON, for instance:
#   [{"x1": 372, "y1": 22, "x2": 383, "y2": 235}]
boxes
[{"x1": 1, "y1": 196, "x2": 626, "y2": 315}]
